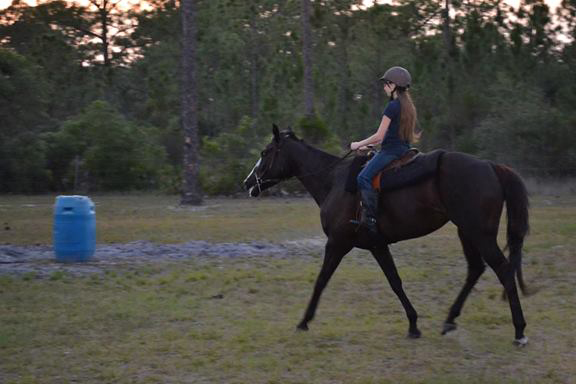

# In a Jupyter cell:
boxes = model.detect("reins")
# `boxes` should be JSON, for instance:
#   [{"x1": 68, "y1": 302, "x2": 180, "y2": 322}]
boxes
[
  {"x1": 296, "y1": 149, "x2": 355, "y2": 179},
  {"x1": 254, "y1": 148, "x2": 355, "y2": 195}
]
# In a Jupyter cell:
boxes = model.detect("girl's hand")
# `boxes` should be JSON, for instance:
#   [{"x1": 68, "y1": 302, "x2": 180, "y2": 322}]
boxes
[
  {"x1": 414, "y1": 130, "x2": 423, "y2": 142},
  {"x1": 350, "y1": 142, "x2": 361, "y2": 151}
]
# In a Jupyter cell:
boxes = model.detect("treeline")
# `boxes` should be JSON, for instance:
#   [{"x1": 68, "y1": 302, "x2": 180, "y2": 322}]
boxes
[{"x1": 2, "y1": 0, "x2": 576, "y2": 194}]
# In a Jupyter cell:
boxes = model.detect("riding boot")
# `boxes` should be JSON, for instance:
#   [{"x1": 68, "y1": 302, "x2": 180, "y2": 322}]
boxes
[{"x1": 359, "y1": 188, "x2": 379, "y2": 234}]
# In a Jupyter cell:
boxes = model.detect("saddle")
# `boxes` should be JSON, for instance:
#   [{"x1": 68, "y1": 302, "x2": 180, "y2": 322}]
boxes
[
  {"x1": 371, "y1": 149, "x2": 420, "y2": 190},
  {"x1": 345, "y1": 149, "x2": 445, "y2": 193}
]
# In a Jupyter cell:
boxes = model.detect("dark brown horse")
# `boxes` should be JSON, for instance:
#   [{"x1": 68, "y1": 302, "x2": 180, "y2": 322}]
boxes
[{"x1": 243, "y1": 125, "x2": 530, "y2": 346}]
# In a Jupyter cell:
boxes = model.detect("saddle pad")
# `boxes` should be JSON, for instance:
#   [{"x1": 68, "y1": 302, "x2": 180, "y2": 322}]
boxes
[
  {"x1": 345, "y1": 149, "x2": 445, "y2": 193},
  {"x1": 374, "y1": 149, "x2": 445, "y2": 192},
  {"x1": 345, "y1": 156, "x2": 369, "y2": 193}
]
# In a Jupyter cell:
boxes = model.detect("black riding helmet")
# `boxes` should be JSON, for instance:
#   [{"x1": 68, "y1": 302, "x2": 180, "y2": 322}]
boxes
[{"x1": 380, "y1": 66, "x2": 412, "y2": 89}]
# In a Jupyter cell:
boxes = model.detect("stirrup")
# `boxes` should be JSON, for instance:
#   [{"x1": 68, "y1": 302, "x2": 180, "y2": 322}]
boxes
[
  {"x1": 349, "y1": 219, "x2": 377, "y2": 233},
  {"x1": 361, "y1": 217, "x2": 378, "y2": 233}
]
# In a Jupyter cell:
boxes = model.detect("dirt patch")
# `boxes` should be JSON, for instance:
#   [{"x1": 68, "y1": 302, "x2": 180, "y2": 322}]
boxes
[{"x1": 0, "y1": 239, "x2": 327, "y2": 277}]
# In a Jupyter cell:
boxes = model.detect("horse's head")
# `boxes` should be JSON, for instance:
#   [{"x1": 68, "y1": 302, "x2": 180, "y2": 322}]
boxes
[{"x1": 243, "y1": 124, "x2": 298, "y2": 197}]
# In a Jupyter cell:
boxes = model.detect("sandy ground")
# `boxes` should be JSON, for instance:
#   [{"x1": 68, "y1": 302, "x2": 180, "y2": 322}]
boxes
[{"x1": 0, "y1": 239, "x2": 328, "y2": 277}]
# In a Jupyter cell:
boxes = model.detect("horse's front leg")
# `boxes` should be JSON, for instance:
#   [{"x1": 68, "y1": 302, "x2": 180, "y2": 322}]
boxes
[
  {"x1": 371, "y1": 245, "x2": 421, "y2": 338},
  {"x1": 297, "y1": 239, "x2": 353, "y2": 331}
]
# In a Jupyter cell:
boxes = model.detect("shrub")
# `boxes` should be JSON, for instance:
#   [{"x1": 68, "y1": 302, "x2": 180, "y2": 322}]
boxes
[{"x1": 45, "y1": 100, "x2": 168, "y2": 191}]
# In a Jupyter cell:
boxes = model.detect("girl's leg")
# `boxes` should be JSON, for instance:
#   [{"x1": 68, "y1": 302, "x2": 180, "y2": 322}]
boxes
[
  {"x1": 356, "y1": 151, "x2": 402, "y2": 233},
  {"x1": 357, "y1": 151, "x2": 403, "y2": 190}
]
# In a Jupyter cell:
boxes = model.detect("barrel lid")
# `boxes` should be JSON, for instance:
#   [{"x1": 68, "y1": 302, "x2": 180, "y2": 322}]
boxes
[{"x1": 55, "y1": 195, "x2": 95, "y2": 211}]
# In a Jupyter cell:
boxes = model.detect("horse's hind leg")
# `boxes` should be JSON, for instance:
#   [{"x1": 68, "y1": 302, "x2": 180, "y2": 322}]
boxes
[
  {"x1": 371, "y1": 245, "x2": 421, "y2": 338},
  {"x1": 442, "y1": 229, "x2": 486, "y2": 335},
  {"x1": 475, "y1": 236, "x2": 527, "y2": 344},
  {"x1": 297, "y1": 239, "x2": 352, "y2": 331}
]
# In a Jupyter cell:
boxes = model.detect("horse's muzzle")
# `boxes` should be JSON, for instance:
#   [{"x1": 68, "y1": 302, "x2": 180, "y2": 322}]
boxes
[
  {"x1": 243, "y1": 176, "x2": 279, "y2": 198},
  {"x1": 245, "y1": 182, "x2": 261, "y2": 197},
  {"x1": 242, "y1": 173, "x2": 259, "y2": 197}
]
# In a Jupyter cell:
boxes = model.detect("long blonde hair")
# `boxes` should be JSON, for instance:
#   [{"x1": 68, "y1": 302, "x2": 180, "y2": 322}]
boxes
[{"x1": 397, "y1": 89, "x2": 417, "y2": 143}]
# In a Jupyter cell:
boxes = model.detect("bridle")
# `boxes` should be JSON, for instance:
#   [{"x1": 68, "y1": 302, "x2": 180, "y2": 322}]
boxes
[
  {"x1": 253, "y1": 144, "x2": 287, "y2": 195},
  {"x1": 253, "y1": 143, "x2": 354, "y2": 195}
]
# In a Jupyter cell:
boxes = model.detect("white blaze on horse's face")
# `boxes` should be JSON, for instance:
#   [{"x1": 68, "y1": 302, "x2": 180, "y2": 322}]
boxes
[
  {"x1": 244, "y1": 157, "x2": 262, "y2": 185},
  {"x1": 244, "y1": 157, "x2": 262, "y2": 197}
]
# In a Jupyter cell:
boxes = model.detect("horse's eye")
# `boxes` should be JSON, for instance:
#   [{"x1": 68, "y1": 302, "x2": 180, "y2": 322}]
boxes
[{"x1": 261, "y1": 150, "x2": 267, "y2": 157}]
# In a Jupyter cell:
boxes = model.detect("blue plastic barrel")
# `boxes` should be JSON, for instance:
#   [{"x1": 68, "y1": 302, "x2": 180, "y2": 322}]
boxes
[{"x1": 53, "y1": 196, "x2": 96, "y2": 262}]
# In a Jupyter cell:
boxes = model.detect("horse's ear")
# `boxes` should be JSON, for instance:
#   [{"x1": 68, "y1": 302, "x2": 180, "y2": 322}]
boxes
[{"x1": 272, "y1": 124, "x2": 280, "y2": 142}]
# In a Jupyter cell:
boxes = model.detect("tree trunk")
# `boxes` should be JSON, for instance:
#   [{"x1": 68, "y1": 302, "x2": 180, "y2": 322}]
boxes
[
  {"x1": 100, "y1": 1, "x2": 110, "y2": 68},
  {"x1": 88, "y1": 0, "x2": 113, "y2": 84},
  {"x1": 180, "y1": 0, "x2": 203, "y2": 205},
  {"x1": 373, "y1": 38, "x2": 384, "y2": 123},
  {"x1": 301, "y1": 0, "x2": 314, "y2": 116},
  {"x1": 442, "y1": 0, "x2": 452, "y2": 55},
  {"x1": 249, "y1": 3, "x2": 260, "y2": 122},
  {"x1": 443, "y1": 0, "x2": 455, "y2": 150},
  {"x1": 336, "y1": 20, "x2": 350, "y2": 137}
]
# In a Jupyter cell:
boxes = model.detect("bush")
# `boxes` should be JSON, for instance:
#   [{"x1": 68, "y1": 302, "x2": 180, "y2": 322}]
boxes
[
  {"x1": 0, "y1": 49, "x2": 50, "y2": 192},
  {"x1": 475, "y1": 85, "x2": 576, "y2": 177},
  {"x1": 45, "y1": 100, "x2": 168, "y2": 191},
  {"x1": 295, "y1": 114, "x2": 342, "y2": 154},
  {"x1": 0, "y1": 132, "x2": 51, "y2": 193},
  {"x1": 200, "y1": 116, "x2": 264, "y2": 195}
]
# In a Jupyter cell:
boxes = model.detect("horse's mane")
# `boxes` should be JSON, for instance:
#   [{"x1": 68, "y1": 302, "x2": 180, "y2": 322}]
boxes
[{"x1": 279, "y1": 130, "x2": 341, "y2": 163}]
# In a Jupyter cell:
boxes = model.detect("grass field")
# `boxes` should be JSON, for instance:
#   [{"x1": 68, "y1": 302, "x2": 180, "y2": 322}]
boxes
[{"x1": 0, "y1": 194, "x2": 575, "y2": 383}]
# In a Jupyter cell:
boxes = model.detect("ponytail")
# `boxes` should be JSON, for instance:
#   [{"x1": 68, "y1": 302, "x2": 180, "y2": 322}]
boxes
[{"x1": 397, "y1": 89, "x2": 417, "y2": 143}]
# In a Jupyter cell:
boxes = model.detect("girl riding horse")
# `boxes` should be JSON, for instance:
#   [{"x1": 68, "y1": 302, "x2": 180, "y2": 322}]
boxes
[{"x1": 350, "y1": 66, "x2": 419, "y2": 234}]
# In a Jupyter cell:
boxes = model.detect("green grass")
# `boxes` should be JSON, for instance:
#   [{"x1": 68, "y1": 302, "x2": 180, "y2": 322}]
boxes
[
  {"x1": 1, "y1": 194, "x2": 575, "y2": 383},
  {"x1": 0, "y1": 194, "x2": 322, "y2": 244}
]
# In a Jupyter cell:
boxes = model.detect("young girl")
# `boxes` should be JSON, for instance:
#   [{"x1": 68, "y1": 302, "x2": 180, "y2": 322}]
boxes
[{"x1": 350, "y1": 66, "x2": 418, "y2": 233}]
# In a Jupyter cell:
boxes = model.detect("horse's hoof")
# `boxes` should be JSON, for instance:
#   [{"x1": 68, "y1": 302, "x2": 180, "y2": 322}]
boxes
[
  {"x1": 513, "y1": 336, "x2": 528, "y2": 347},
  {"x1": 441, "y1": 322, "x2": 457, "y2": 335},
  {"x1": 296, "y1": 323, "x2": 309, "y2": 332},
  {"x1": 407, "y1": 329, "x2": 422, "y2": 339}
]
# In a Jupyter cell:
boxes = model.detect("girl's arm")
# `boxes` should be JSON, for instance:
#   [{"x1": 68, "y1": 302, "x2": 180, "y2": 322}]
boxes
[{"x1": 350, "y1": 115, "x2": 391, "y2": 150}]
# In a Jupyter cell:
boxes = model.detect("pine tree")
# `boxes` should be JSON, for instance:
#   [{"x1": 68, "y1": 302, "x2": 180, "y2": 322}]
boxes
[{"x1": 180, "y1": 0, "x2": 203, "y2": 204}]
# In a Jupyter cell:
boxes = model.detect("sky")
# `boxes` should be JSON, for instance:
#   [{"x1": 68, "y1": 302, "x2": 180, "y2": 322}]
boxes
[
  {"x1": 368, "y1": 0, "x2": 562, "y2": 10},
  {"x1": 0, "y1": 0, "x2": 565, "y2": 13}
]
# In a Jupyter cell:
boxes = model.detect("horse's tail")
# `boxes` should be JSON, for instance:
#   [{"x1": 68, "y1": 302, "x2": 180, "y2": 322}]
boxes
[{"x1": 492, "y1": 163, "x2": 530, "y2": 295}]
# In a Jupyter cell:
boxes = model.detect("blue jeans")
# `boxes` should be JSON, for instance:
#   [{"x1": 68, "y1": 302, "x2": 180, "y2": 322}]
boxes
[{"x1": 357, "y1": 146, "x2": 409, "y2": 191}]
